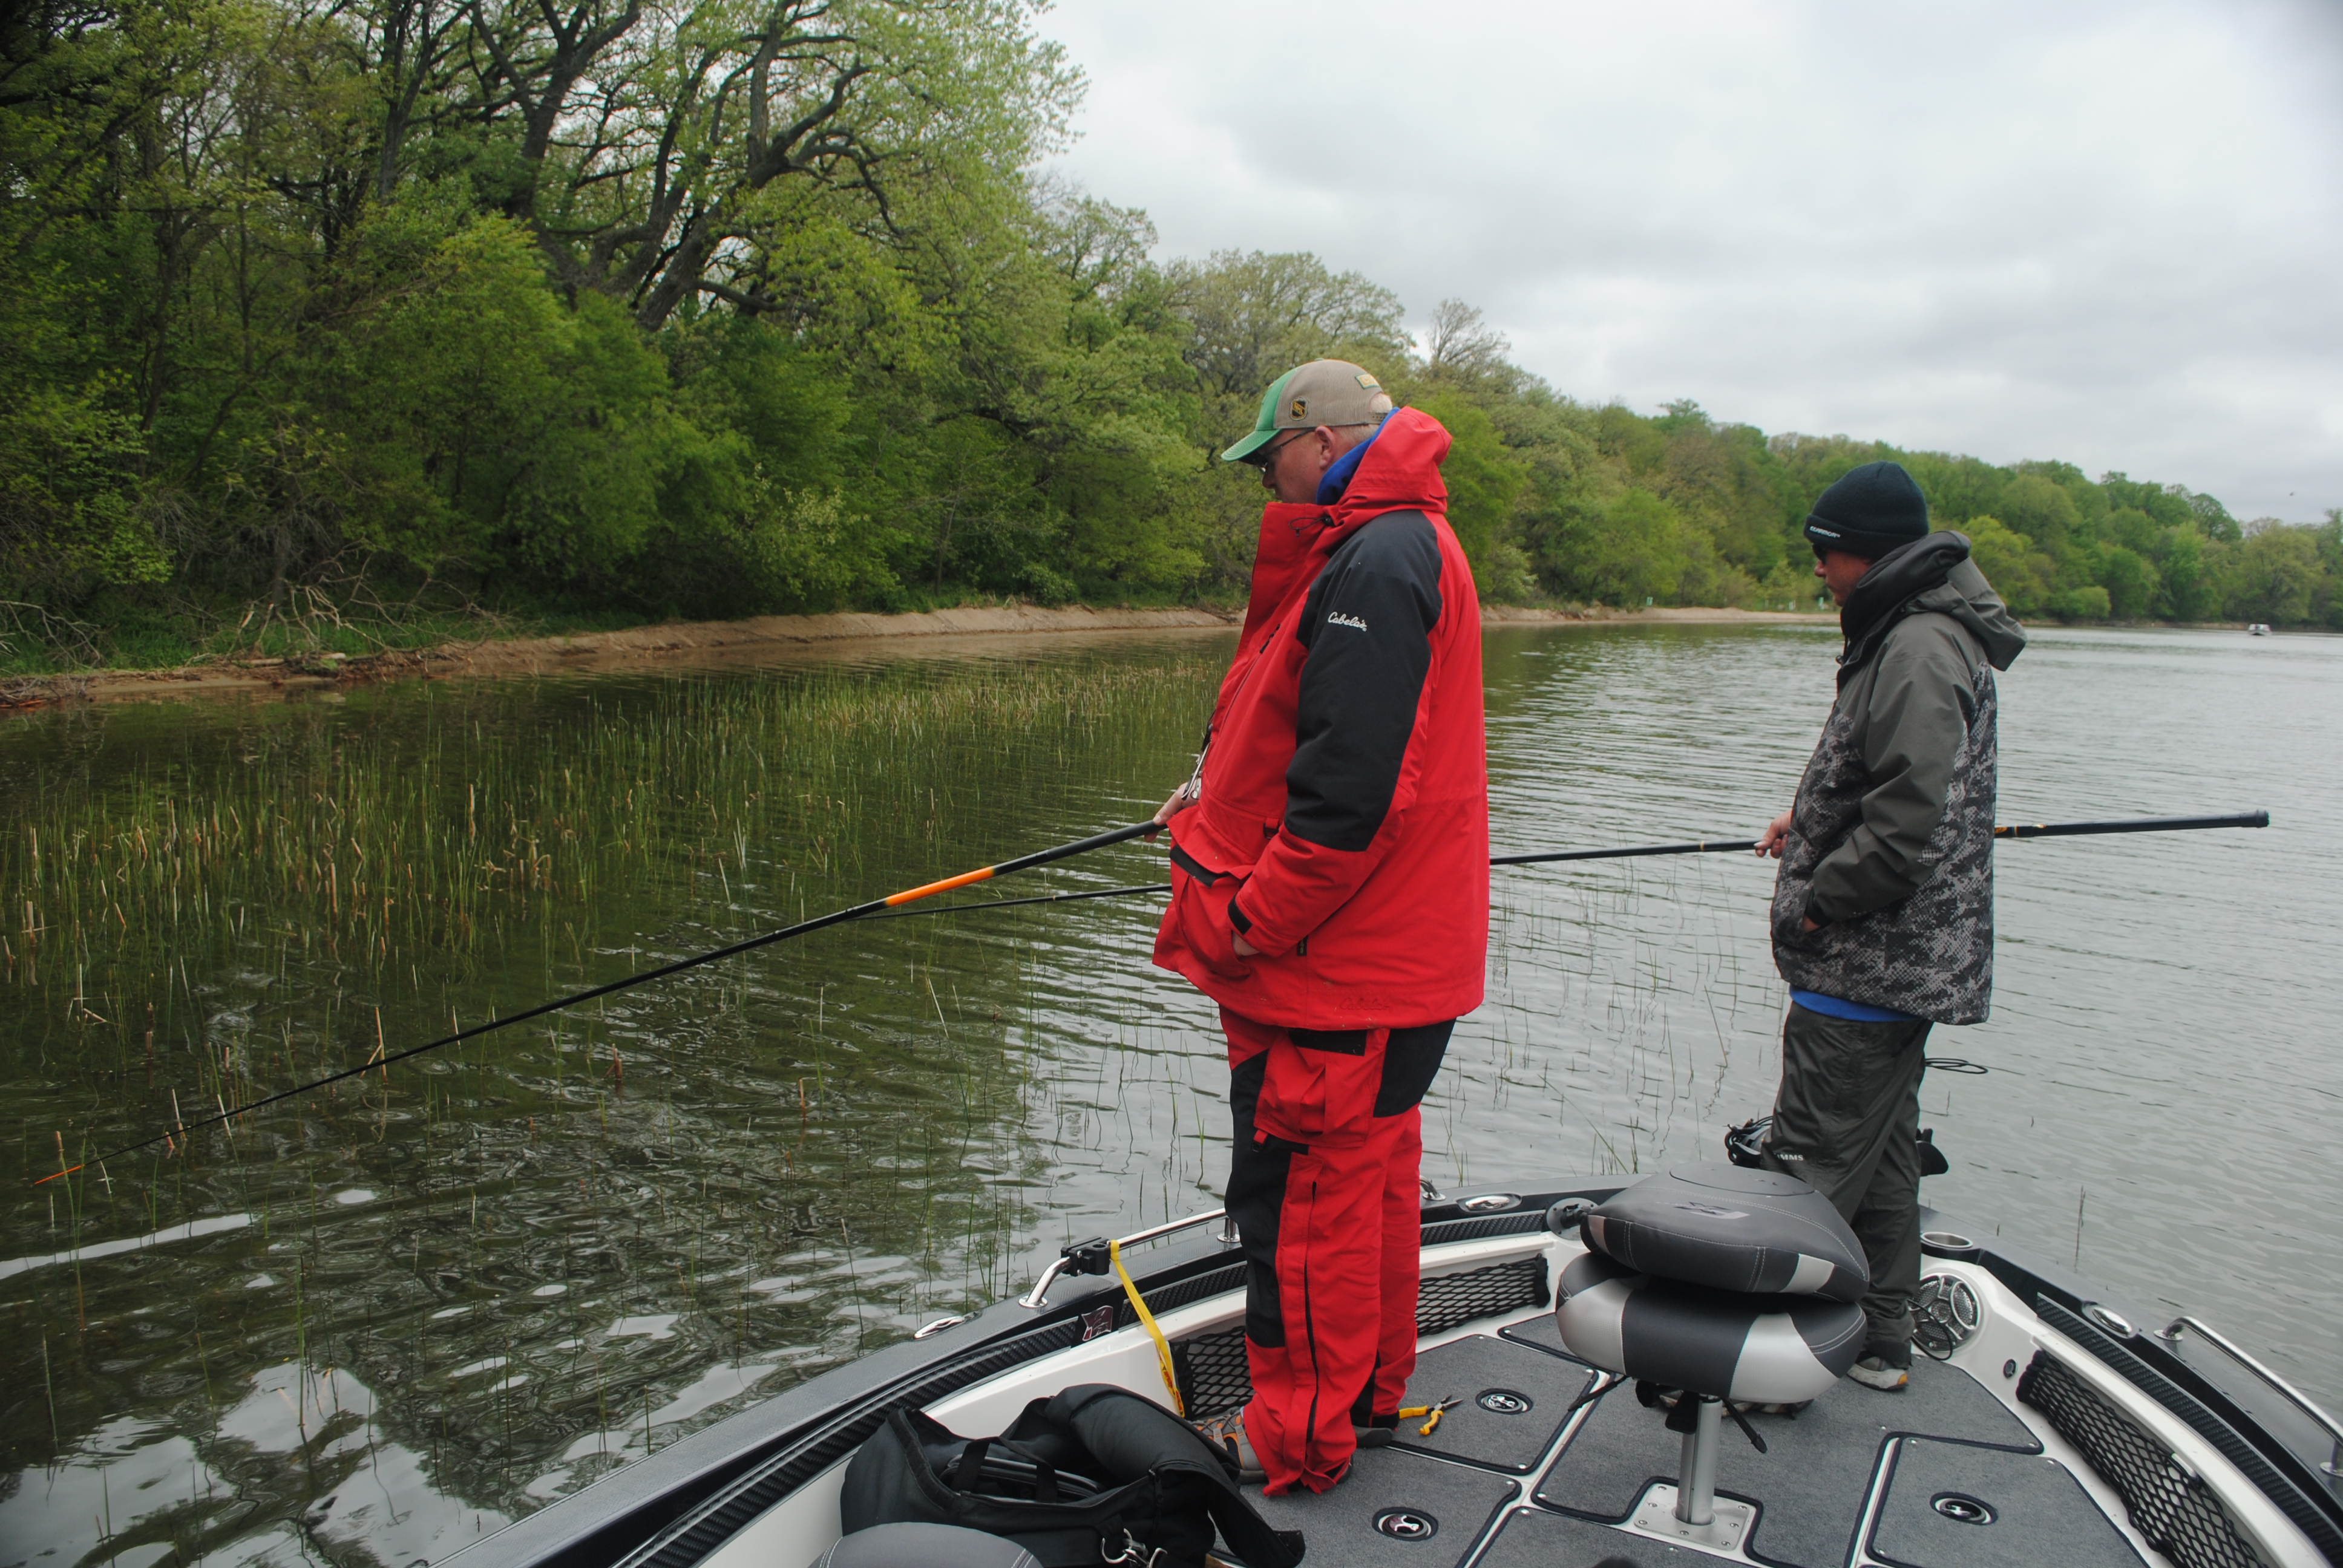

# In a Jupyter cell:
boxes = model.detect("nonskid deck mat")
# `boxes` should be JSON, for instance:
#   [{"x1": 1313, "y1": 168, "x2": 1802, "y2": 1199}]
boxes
[
  {"x1": 1245, "y1": 1448, "x2": 1519, "y2": 1568},
  {"x1": 1388, "y1": 1334, "x2": 1599, "y2": 1474},
  {"x1": 1533, "y1": 1357, "x2": 2043, "y2": 1568},
  {"x1": 1866, "y1": 1437, "x2": 2146, "y2": 1567}
]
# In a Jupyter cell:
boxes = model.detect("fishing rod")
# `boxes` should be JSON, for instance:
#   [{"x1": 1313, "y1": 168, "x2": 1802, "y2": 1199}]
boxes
[
  {"x1": 37, "y1": 809, "x2": 2268, "y2": 1182},
  {"x1": 35, "y1": 820, "x2": 1164, "y2": 1186},
  {"x1": 1490, "y1": 808, "x2": 2269, "y2": 866},
  {"x1": 885, "y1": 809, "x2": 2273, "y2": 916}
]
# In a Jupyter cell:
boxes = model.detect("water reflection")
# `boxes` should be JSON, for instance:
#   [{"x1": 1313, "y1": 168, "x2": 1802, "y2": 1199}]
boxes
[{"x1": 1, "y1": 622, "x2": 2335, "y2": 1566}]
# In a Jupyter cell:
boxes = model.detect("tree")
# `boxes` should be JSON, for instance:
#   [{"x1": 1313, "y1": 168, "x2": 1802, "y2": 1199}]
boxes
[
  {"x1": 2094, "y1": 544, "x2": 2158, "y2": 620},
  {"x1": 1959, "y1": 516, "x2": 2055, "y2": 618},
  {"x1": 2229, "y1": 522, "x2": 2322, "y2": 625},
  {"x1": 1407, "y1": 390, "x2": 1522, "y2": 581},
  {"x1": 1545, "y1": 488, "x2": 1692, "y2": 608},
  {"x1": 1420, "y1": 298, "x2": 1512, "y2": 387},
  {"x1": 1164, "y1": 249, "x2": 1407, "y2": 445},
  {"x1": 3, "y1": 0, "x2": 2332, "y2": 659}
]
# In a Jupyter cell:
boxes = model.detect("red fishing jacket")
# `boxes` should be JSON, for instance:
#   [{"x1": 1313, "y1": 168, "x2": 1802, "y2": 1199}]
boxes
[{"x1": 1153, "y1": 407, "x2": 1488, "y2": 1028}]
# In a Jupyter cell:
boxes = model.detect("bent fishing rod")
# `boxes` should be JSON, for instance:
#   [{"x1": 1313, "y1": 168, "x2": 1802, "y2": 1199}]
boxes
[
  {"x1": 36, "y1": 820, "x2": 1164, "y2": 1184},
  {"x1": 880, "y1": 808, "x2": 2273, "y2": 915}
]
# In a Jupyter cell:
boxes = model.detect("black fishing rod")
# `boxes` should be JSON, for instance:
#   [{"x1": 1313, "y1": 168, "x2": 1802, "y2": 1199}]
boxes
[
  {"x1": 887, "y1": 809, "x2": 2273, "y2": 916},
  {"x1": 36, "y1": 820, "x2": 1164, "y2": 1186},
  {"x1": 1491, "y1": 808, "x2": 2269, "y2": 866}
]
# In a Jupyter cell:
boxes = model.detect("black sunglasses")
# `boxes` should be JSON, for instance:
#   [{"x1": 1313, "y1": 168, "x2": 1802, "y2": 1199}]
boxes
[{"x1": 1247, "y1": 430, "x2": 1306, "y2": 468}]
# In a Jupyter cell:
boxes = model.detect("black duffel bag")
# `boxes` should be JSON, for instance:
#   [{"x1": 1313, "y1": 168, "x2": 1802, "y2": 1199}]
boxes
[{"x1": 839, "y1": 1384, "x2": 1303, "y2": 1568}]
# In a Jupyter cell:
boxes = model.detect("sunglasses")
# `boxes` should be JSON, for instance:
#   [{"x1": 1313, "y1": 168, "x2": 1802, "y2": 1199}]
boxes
[{"x1": 1248, "y1": 430, "x2": 1307, "y2": 469}]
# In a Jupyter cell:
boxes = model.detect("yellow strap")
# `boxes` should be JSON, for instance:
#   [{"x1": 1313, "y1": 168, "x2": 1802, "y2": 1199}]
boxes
[{"x1": 1110, "y1": 1238, "x2": 1184, "y2": 1416}]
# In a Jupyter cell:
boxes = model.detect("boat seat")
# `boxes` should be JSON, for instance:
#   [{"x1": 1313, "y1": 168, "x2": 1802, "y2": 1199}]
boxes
[
  {"x1": 1554, "y1": 1250, "x2": 1867, "y2": 1405},
  {"x1": 1555, "y1": 1161, "x2": 1869, "y2": 1402},
  {"x1": 1549, "y1": 1163, "x2": 1870, "y2": 1544},
  {"x1": 1581, "y1": 1160, "x2": 1869, "y2": 1303}
]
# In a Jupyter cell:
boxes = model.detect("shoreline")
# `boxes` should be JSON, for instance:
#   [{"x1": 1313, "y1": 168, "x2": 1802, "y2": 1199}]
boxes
[{"x1": 2, "y1": 602, "x2": 1833, "y2": 710}]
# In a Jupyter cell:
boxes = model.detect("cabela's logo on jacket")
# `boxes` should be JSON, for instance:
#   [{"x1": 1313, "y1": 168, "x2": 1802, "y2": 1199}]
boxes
[{"x1": 1328, "y1": 612, "x2": 1368, "y2": 631}]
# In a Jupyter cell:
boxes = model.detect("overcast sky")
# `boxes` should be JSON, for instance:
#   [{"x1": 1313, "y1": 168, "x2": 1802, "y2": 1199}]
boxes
[{"x1": 1037, "y1": 1, "x2": 2342, "y2": 521}]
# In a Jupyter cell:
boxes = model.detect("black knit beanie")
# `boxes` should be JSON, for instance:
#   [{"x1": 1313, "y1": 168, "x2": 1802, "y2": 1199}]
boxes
[{"x1": 1804, "y1": 462, "x2": 1930, "y2": 559}]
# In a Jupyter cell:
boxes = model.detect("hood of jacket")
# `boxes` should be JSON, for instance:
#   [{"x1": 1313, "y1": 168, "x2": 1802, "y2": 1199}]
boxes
[
  {"x1": 1327, "y1": 406, "x2": 1450, "y2": 532},
  {"x1": 1838, "y1": 531, "x2": 2025, "y2": 684}
]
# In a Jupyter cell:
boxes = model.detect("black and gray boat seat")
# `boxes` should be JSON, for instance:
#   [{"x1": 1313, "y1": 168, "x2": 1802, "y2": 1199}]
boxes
[{"x1": 1555, "y1": 1161, "x2": 1870, "y2": 1404}]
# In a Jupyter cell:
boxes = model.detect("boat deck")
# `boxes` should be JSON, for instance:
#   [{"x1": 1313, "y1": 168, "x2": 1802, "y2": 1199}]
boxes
[
  {"x1": 685, "y1": 1225, "x2": 2186, "y2": 1568},
  {"x1": 1249, "y1": 1319, "x2": 2148, "y2": 1566}
]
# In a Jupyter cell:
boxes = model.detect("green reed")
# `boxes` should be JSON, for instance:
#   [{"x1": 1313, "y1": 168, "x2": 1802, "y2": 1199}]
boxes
[
  {"x1": 8, "y1": 655, "x2": 1210, "y2": 982},
  {"x1": 4, "y1": 650, "x2": 1222, "y2": 1084},
  {"x1": 2, "y1": 643, "x2": 1246, "y2": 1553}
]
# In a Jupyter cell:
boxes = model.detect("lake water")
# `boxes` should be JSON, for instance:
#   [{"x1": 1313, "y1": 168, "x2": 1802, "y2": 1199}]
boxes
[{"x1": 1, "y1": 621, "x2": 2335, "y2": 1566}]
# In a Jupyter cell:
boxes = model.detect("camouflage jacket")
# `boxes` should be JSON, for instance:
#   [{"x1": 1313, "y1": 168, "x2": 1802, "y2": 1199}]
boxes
[{"x1": 1771, "y1": 538, "x2": 2026, "y2": 1025}]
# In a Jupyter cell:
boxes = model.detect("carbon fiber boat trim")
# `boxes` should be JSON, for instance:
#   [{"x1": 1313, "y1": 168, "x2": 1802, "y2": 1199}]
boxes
[{"x1": 2033, "y1": 1296, "x2": 2343, "y2": 1563}]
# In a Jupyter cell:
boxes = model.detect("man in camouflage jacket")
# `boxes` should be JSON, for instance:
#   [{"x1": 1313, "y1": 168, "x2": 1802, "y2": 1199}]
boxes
[{"x1": 1755, "y1": 460, "x2": 2026, "y2": 1390}]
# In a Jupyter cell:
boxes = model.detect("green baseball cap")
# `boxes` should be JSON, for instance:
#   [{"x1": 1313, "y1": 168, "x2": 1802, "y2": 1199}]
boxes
[{"x1": 1221, "y1": 359, "x2": 1395, "y2": 463}]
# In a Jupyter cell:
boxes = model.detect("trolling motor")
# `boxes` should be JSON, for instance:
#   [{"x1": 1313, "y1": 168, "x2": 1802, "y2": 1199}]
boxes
[{"x1": 1723, "y1": 1074, "x2": 1980, "y2": 1175}]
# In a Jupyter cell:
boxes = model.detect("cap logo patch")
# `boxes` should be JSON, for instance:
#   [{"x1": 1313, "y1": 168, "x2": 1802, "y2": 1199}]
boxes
[
  {"x1": 1355, "y1": 373, "x2": 1380, "y2": 390},
  {"x1": 1289, "y1": 397, "x2": 1308, "y2": 420}
]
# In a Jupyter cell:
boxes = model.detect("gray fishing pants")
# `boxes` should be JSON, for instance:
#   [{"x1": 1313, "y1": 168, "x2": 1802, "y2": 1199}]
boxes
[{"x1": 1758, "y1": 1003, "x2": 1932, "y2": 1365}]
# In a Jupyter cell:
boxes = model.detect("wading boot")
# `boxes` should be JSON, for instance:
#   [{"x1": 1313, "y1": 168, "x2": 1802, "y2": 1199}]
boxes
[{"x1": 1191, "y1": 1409, "x2": 1267, "y2": 1486}]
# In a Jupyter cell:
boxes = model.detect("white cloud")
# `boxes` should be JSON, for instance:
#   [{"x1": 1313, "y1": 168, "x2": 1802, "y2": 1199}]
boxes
[{"x1": 1040, "y1": 0, "x2": 2343, "y2": 518}]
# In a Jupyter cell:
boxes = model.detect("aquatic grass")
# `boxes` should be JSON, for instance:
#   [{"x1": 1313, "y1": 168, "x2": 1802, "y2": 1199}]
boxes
[
  {"x1": 4, "y1": 652, "x2": 1221, "y2": 1096},
  {"x1": 30, "y1": 661, "x2": 1182, "y2": 910},
  {"x1": 0, "y1": 642, "x2": 1233, "y2": 1555}
]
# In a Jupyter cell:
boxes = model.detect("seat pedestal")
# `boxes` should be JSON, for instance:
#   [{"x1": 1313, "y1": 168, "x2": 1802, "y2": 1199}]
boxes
[{"x1": 1673, "y1": 1394, "x2": 1723, "y2": 1526}]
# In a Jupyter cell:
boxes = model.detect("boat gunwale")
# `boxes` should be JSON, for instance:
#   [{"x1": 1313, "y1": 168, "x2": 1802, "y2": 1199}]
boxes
[
  {"x1": 445, "y1": 1181, "x2": 1613, "y2": 1568},
  {"x1": 446, "y1": 1186, "x2": 2342, "y2": 1568},
  {"x1": 1958, "y1": 1211, "x2": 2343, "y2": 1549}
]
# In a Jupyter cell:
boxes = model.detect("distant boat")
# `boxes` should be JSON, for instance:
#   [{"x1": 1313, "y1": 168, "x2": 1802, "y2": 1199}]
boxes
[{"x1": 2250, "y1": 623, "x2": 2272, "y2": 636}]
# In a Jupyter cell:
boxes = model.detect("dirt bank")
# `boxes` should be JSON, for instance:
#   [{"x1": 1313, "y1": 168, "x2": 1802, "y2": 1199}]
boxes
[{"x1": 1, "y1": 601, "x2": 1828, "y2": 710}]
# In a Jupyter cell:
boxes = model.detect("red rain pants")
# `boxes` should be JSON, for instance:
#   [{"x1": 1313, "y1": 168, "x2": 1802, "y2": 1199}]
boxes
[{"x1": 1221, "y1": 1008, "x2": 1452, "y2": 1495}]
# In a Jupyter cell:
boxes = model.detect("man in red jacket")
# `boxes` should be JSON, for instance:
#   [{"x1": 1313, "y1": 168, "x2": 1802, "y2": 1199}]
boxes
[{"x1": 1152, "y1": 359, "x2": 1488, "y2": 1495}]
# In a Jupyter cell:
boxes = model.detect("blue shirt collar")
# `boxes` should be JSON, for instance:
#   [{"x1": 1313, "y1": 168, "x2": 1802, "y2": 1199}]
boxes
[{"x1": 1314, "y1": 415, "x2": 1390, "y2": 507}]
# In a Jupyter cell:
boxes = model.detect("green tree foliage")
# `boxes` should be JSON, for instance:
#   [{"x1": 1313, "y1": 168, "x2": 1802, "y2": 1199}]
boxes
[{"x1": 2, "y1": 0, "x2": 2335, "y2": 668}]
